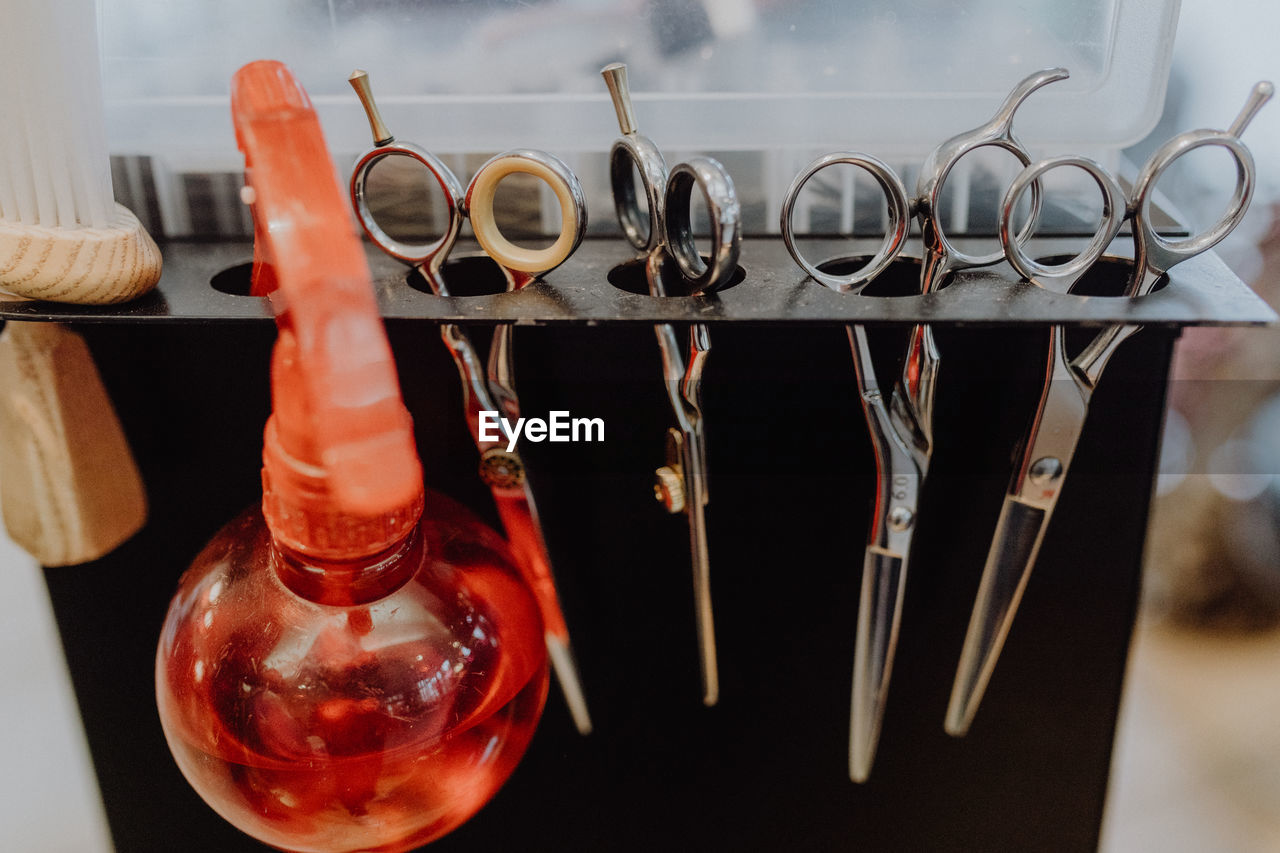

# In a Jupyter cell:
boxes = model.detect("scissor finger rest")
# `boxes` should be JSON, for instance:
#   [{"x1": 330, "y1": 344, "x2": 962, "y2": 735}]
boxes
[
  {"x1": 1000, "y1": 156, "x2": 1127, "y2": 292},
  {"x1": 916, "y1": 67, "x2": 1067, "y2": 280},
  {"x1": 602, "y1": 62, "x2": 668, "y2": 253},
  {"x1": 465, "y1": 150, "x2": 587, "y2": 277},
  {"x1": 780, "y1": 151, "x2": 911, "y2": 292},
  {"x1": 1130, "y1": 136, "x2": 1254, "y2": 293},
  {"x1": 1130, "y1": 82, "x2": 1271, "y2": 289},
  {"x1": 351, "y1": 143, "x2": 466, "y2": 267}
]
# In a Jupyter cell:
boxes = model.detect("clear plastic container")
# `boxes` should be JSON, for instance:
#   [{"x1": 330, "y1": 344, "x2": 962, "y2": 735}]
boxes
[{"x1": 100, "y1": 0, "x2": 1178, "y2": 159}]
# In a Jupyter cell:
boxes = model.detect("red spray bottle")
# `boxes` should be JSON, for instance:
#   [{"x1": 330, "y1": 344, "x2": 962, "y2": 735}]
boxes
[{"x1": 155, "y1": 61, "x2": 548, "y2": 853}]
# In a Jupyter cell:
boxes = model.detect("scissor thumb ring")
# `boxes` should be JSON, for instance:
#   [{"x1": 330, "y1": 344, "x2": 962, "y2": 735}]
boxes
[
  {"x1": 662, "y1": 158, "x2": 742, "y2": 294},
  {"x1": 780, "y1": 152, "x2": 911, "y2": 292},
  {"x1": 999, "y1": 155, "x2": 1126, "y2": 289},
  {"x1": 350, "y1": 141, "x2": 467, "y2": 266},
  {"x1": 464, "y1": 150, "x2": 588, "y2": 276}
]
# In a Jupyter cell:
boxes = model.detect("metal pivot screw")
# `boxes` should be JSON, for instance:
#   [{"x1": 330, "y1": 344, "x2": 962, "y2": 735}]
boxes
[
  {"x1": 654, "y1": 465, "x2": 686, "y2": 513},
  {"x1": 1028, "y1": 456, "x2": 1064, "y2": 486},
  {"x1": 888, "y1": 506, "x2": 914, "y2": 532},
  {"x1": 479, "y1": 447, "x2": 526, "y2": 490},
  {"x1": 654, "y1": 427, "x2": 687, "y2": 513}
]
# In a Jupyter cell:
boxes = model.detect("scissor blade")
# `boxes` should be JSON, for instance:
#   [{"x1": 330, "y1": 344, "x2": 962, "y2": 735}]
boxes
[
  {"x1": 480, "y1": 324, "x2": 593, "y2": 733},
  {"x1": 684, "y1": 449, "x2": 719, "y2": 706},
  {"x1": 945, "y1": 495, "x2": 1048, "y2": 736},
  {"x1": 654, "y1": 311, "x2": 718, "y2": 705},
  {"x1": 850, "y1": 545, "x2": 908, "y2": 782},
  {"x1": 493, "y1": 491, "x2": 593, "y2": 734},
  {"x1": 899, "y1": 324, "x2": 939, "y2": 450},
  {"x1": 546, "y1": 633, "x2": 593, "y2": 736}
]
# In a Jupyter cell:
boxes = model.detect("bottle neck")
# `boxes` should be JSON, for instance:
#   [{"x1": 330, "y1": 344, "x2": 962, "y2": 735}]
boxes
[
  {"x1": 271, "y1": 522, "x2": 424, "y2": 606},
  {"x1": 260, "y1": 416, "x2": 425, "y2": 560}
]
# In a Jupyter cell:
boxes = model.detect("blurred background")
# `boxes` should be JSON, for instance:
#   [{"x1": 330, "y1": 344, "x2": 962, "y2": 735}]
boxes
[
  {"x1": 3, "y1": 0, "x2": 1279, "y2": 849},
  {"x1": 1098, "y1": 1, "x2": 1280, "y2": 848}
]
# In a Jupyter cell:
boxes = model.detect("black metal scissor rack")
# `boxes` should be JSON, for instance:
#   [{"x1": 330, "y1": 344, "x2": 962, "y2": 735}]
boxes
[{"x1": 8, "y1": 235, "x2": 1274, "y2": 852}]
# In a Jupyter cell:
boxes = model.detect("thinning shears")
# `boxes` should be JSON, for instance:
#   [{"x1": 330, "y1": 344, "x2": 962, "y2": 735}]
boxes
[
  {"x1": 601, "y1": 62, "x2": 741, "y2": 706},
  {"x1": 780, "y1": 68, "x2": 1069, "y2": 781},
  {"x1": 347, "y1": 69, "x2": 593, "y2": 735},
  {"x1": 946, "y1": 80, "x2": 1275, "y2": 736}
]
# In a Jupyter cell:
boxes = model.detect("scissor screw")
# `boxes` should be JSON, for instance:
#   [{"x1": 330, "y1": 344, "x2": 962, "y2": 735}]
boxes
[
  {"x1": 654, "y1": 465, "x2": 686, "y2": 514},
  {"x1": 479, "y1": 447, "x2": 526, "y2": 490},
  {"x1": 888, "y1": 506, "x2": 914, "y2": 532},
  {"x1": 1028, "y1": 456, "x2": 1064, "y2": 486}
]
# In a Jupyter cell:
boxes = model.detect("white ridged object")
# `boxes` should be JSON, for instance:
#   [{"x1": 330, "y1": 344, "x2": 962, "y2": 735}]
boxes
[
  {"x1": 0, "y1": 0, "x2": 154, "y2": 564},
  {"x1": 0, "y1": 0, "x2": 162, "y2": 304}
]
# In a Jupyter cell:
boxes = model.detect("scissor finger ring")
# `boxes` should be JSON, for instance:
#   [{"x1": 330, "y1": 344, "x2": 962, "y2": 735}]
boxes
[
  {"x1": 465, "y1": 150, "x2": 587, "y2": 276},
  {"x1": 663, "y1": 157, "x2": 741, "y2": 293},
  {"x1": 999, "y1": 155, "x2": 1126, "y2": 289},
  {"x1": 780, "y1": 152, "x2": 911, "y2": 293},
  {"x1": 609, "y1": 135, "x2": 668, "y2": 252},
  {"x1": 351, "y1": 143, "x2": 465, "y2": 266}
]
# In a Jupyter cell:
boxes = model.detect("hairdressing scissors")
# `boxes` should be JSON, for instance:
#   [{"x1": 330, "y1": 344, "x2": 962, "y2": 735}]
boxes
[
  {"x1": 347, "y1": 69, "x2": 592, "y2": 735},
  {"x1": 780, "y1": 68, "x2": 1069, "y2": 781},
  {"x1": 601, "y1": 62, "x2": 740, "y2": 706},
  {"x1": 946, "y1": 80, "x2": 1274, "y2": 736}
]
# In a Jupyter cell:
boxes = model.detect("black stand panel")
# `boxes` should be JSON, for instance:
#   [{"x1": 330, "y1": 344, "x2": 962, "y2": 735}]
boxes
[{"x1": 43, "y1": 304, "x2": 1175, "y2": 851}]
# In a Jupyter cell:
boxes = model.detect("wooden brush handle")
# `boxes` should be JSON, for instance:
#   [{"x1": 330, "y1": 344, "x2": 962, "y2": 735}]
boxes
[
  {"x1": 0, "y1": 321, "x2": 146, "y2": 565},
  {"x1": 0, "y1": 203, "x2": 161, "y2": 304}
]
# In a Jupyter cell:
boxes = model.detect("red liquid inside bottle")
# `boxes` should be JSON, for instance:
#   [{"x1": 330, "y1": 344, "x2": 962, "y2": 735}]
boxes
[
  {"x1": 156, "y1": 496, "x2": 547, "y2": 852},
  {"x1": 156, "y1": 60, "x2": 549, "y2": 852}
]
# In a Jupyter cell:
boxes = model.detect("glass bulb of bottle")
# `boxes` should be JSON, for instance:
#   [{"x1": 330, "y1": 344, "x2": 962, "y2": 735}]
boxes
[{"x1": 156, "y1": 491, "x2": 548, "y2": 852}]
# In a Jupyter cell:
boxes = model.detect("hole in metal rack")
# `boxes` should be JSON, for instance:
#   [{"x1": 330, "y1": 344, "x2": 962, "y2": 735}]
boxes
[
  {"x1": 210, "y1": 262, "x2": 256, "y2": 296},
  {"x1": 605, "y1": 254, "x2": 746, "y2": 296},
  {"x1": 814, "y1": 255, "x2": 924, "y2": 298},
  {"x1": 1033, "y1": 254, "x2": 1169, "y2": 297},
  {"x1": 405, "y1": 254, "x2": 515, "y2": 298}
]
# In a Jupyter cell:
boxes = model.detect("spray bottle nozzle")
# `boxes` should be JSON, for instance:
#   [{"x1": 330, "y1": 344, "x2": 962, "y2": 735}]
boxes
[{"x1": 231, "y1": 60, "x2": 423, "y2": 558}]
